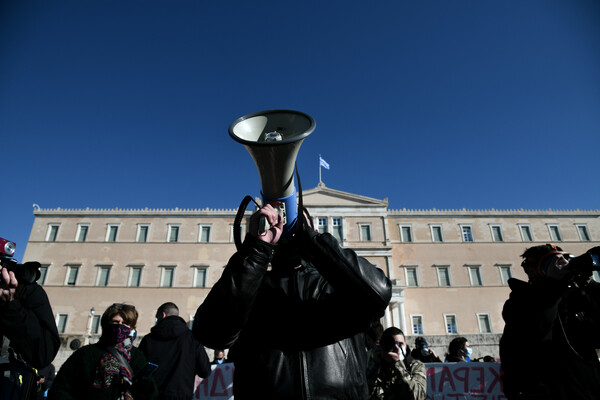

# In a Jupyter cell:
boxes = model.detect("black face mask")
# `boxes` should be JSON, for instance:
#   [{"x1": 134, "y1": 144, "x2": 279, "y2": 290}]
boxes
[{"x1": 101, "y1": 324, "x2": 131, "y2": 346}]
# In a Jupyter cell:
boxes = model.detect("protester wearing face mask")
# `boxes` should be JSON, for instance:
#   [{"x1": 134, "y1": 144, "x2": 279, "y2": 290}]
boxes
[
  {"x1": 444, "y1": 336, "x2": 472, "y2": 362},
  {"x1": 367, "y1": 326, "x2": 427, "y2": 400},
  {"x1": 410, "y1": 337, "x2": 441, "y2": 363},
  {"x1": 211, "y1": 350, "x2": 227, "y2": 365},
  {"x1": 49, "y1": 303, "x2": 158, "y2": 400}
]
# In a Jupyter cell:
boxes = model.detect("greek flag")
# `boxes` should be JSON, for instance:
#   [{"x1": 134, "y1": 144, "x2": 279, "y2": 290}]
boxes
[{"x1": 319, "y1": 157, "x2": 330, "y2": 170}]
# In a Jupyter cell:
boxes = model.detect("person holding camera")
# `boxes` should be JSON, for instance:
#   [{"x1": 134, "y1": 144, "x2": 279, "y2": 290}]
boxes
[
  {"x1": 0, "y1": 259, "x2": 60, "y2": 371},
  {"x1": 500, "y1": 244, "x2": 600, "y2": 400},
  {"x1": 367, "y1": 326, "x2": 427, "y2": 400},
  {"x1": 193, "y1": 203, "x2": 392, "y2": 399},
  {"x1": 1, "y1": 238, "x2": 60, "y2": 400}
]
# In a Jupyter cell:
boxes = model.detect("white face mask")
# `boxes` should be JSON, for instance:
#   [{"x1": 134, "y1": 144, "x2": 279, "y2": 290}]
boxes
[
  {"x1": 398, "y1": 345, "x2": 406, "y2": 361},
  {"x1": 466, "y1": 347, "x2": 473, "y2": 358}
]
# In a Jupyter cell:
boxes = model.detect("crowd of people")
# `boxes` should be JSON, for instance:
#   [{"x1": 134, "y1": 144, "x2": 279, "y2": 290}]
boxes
[{"x1": 2, "y1": 202, "x2": 600, "y2": 400}]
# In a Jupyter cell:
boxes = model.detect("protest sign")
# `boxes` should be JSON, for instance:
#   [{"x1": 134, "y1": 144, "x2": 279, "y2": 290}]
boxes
[
  {"x1": 425, "y1": 362, "x2": 506, "y2": 400},
  {"x1": 192, "y1": 361, "x2": 506, "y2": 400},
  {"x1": 193, "y1": 363, "x2": 234, "y2": 400}
]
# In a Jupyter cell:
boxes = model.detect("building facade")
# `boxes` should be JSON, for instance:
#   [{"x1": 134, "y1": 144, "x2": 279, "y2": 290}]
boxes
[{"x1": 23, "y1": 184, "x2": 600, "y2": 367}]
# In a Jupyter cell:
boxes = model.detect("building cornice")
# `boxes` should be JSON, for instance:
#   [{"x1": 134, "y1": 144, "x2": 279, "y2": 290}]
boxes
[
  {"x1": 388, "y1": 208, "x2": 600, "y2": 217},
  {"x1": 33, "y1": 207, "x2": 243, "y2": 217},
  {"x1": 33, "y1": 206, "x2": 600, "y2": 218}
]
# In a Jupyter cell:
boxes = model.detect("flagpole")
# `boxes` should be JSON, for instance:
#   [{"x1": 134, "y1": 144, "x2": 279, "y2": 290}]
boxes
[{"x1": 318, "y1": 154, "x2": 322, "y2": 183}]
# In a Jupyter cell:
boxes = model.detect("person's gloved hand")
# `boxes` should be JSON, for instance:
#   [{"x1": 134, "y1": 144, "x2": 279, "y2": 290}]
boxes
[{"x1": 249, "y1": 203, "x2": 284, "y2": 244}]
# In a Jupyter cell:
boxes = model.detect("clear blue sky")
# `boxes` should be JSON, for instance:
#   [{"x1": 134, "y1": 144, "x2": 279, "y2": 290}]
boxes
[{"x1": 1, "y1": 1, "x2": 599, "y2": 261}]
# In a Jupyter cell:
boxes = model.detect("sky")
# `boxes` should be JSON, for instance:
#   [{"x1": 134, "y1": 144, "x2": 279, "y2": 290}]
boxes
[{"x1": 1, "y1": 1, "x2": 599, "y2": 261}]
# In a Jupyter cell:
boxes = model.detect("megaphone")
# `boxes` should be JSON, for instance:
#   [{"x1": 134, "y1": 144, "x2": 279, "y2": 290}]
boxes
[{"x1": 229, "y1": 109, "x2": 316, "y2": 236}]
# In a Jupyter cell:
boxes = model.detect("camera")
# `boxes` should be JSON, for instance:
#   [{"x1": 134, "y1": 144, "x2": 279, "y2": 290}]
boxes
[
  {"x1": 0, "y1": 237, "x2": 40, "y2": 284},
  {"x1": 1, "y1": 237, "x2": 16, "y2": 258},
  {"x1": 567, "y1": 249, "x2": 600, "y2": 277}
]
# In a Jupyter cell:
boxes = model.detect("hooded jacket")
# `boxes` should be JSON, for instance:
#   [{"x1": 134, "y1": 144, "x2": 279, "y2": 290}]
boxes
[
  {"x1": 193, "y1": 228, "x2": 392, "y2": 399},
  {"x1": 139, "y1": 315, "x2": 211, "y2": 400}
]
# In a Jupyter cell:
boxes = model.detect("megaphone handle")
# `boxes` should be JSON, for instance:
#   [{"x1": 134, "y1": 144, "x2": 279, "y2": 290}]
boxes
[{"x1": 258, "y1": 215, "x2": 271, "y2": 236}]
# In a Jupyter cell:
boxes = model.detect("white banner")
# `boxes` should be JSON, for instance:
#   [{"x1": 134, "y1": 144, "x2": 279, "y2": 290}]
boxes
[
  {"x1": 425, "y1": 362, "x2": 506, "y2": 400},
  {"x1": 193, "y1": 364, "x2": 234, "y2": 400},
  {"x1": 192, "y1": 362, "x2": 506, "y2": 400}
]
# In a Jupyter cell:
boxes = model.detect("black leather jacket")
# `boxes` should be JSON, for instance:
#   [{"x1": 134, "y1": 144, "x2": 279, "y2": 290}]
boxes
[{"x1": 193, "y1": 228, "x2": 392, "y2": 400}]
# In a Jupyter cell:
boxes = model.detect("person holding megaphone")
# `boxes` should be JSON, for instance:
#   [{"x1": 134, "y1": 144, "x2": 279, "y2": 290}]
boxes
[{"x1": 193, "y1": 200, "x2": 392, "y2": 399}]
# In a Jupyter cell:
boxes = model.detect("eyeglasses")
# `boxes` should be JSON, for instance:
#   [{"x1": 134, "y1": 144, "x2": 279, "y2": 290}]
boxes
[
  {"x1": 112, "y1": 303, "x2": 135, "y2": 310},
  {"x1": 395, "y1": 341, "x2": 405, "y2": 347}
]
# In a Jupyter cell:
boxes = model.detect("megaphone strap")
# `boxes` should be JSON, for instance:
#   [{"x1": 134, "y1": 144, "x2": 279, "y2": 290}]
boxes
[
  {"x1": 296, "y1": 163, "x2": 304, "y2": 234},
  {"x1": 233, "y1": 196, "x2": 261, "y2": 251}
]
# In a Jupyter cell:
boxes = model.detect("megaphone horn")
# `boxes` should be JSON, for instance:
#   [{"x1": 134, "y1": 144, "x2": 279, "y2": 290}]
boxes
[{"x1": 229, "y1": 109, "x2": 316, "y2": 236}]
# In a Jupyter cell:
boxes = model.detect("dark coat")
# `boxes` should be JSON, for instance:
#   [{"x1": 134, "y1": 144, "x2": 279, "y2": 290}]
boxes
[
  {"x1": 193, "y1": 229, "x2": 392, "y2": 400},
  {"x1": 139, "y1": 315, "x2": 211, "y2": 400},
  {"x1": 49, "y1": 343, "x2": 157, "y2": 400},
  {"x1": 0, "y1": 281, "x2": 60, "y2": 369},
  {"x1": 500, "y1": 278, "x2": 600, "y2": 400},
  {"x1": 410, "y1": 348, "x2": 441, "y2": 363}
]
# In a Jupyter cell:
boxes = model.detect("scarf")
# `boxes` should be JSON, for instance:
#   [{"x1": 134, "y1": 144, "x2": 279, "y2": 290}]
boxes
[{"x1": 94, "y1": 325, "x2": 134, "y2": 400}]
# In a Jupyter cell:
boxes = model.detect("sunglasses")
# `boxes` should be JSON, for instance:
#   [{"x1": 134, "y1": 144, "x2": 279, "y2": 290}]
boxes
[{"x1": 112, "y1": 303, "x2": 135, "y2": 310}]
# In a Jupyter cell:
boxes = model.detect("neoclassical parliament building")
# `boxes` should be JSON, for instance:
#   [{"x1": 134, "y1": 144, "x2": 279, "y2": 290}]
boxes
[{"x1": 23, "y1": 183, "x2": 600, "y2": 366}]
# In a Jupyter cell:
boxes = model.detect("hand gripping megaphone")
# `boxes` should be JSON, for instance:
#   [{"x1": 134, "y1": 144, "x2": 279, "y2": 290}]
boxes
[{"x1": 229, "y1": 109, "x2": 316, "y2": 238}]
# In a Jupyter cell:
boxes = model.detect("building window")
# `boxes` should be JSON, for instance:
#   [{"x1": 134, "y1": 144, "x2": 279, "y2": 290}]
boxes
[
  {"x1": 161, "y1": 266, "x2": 175, "y2": 287},
  {"x1": 437, "y1": 266, "x2": 451, "y2": 287},
  {"x1": 411, "y1": 315, "x2": 424, "y2": 335},
  {"x1": 38, "y1": 264, "x2": 49, "y2": 285},
  {"x1": 576, "y1": 225, "x2": 591, "y2": 241},
  {"x1": 430, "y1": 225, "x2": 444, "y2": 242},
  {"x1": 548, "y1": 224, "x2": 562, "y2": 241},
  {"x1": 519, "y1": 224, "x2": 534, "y2": 242},
  {"x1": 468, "y1": 266, "x2": 483, "y2": 286},
  {"x1": 318, "y1": 218, "x2": 328, "y2": 234},
  {"x1": 405, "y1": 267, "x2": 419, "y2": 287},
  {"x1": 76, "y1": 224, "x2": 89, "y2": 242},
  {"x1": 106, "y1": 224, "x2": 119, "y2": 242},
  {"x1": 193, "y1": 266, "x2": 207, "y2": 288},
  {"x1": 445, "y1": 314, "x2": 458, "y2": 334},
  {"x1": 332, "y1": 218, "x2": 343, "y2": 242},
  {"x1": 360, "y1": 224, "x2": 372, "y2": 241},
  {"x1": 499, "y1": 265, "x2": 512, "y2": 285},
  {"x1": 137, "y1": 224, "x2": 149, "y2": 242},
  {"x1": 66, "y1": 265, "x2": 80, "y2": 286},
  {"x1": 97, "y1": 265, "x2": 111, "y2": 287},
  {"x1": 91, "y1": 315, "x2": 101, "y2": 334},
  {"x1": 128, "y1": 266, "x2": 143, "y2": 287},
  {"x1": 168, "y1": 225, "x2": 180, "y2": 242},
  {"x1": 46, "y1": 224, "x2": 60, "y2": 242},
  {"x1": 461, "y1": 225, "x2": 473, "y2": 242},
  {"x1": 199, "y1": 225, "x2": 211, "y2": 243},
  {"x1": 490, "y1": 225, "x2": 504, "y2": 242},
  {"x1": 399, "y1": 225, "x2": 413, "y2": 243},
  {"x1": 478, "y1": 313, "x2": 492, "y2": 333},
  {"x1": 57, "y1": 314, "x2": 68, "y2": 333}
]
